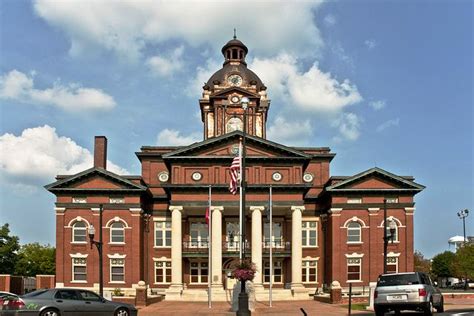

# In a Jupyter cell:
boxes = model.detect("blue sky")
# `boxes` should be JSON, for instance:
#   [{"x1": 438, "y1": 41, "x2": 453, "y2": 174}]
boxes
[{"x1": 0, "y1": 0, "x2": 472, "y2": 258}]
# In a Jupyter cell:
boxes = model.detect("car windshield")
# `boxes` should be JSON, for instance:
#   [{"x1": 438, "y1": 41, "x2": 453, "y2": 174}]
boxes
[
  {"x1": 22, "y1": 289, "x2": 49, "y2": 298},
  {"x1": 377, "y1": 274, "x2": 420, "y2": 286}
]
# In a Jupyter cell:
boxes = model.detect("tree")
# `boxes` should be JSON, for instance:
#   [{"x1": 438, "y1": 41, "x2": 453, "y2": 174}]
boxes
[
  {"x1": 453, "y1": 243, "x2": 474, "y2": 280},
  {"x1": 14, "y1": 243, "x2": 55, "y2": 276},
  {"x1": 0, "y1": 223, "x2": 20, "y2": 274},
  {"x1": 431, "y1": 251, "x2": 456, "y2": 278},
  {"x1": 414, "y1": 250, "x2": 431, "y2": 274}
]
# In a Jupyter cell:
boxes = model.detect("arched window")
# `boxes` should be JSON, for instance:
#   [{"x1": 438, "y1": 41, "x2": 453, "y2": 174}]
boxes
[
  {"x1": 347, "y1": 222, "x2": 362, "y2": 243},
  {"x1": 110, "y1": 222, "x2": 125, "y2": 243},
  {"x1": 72, "y1": 221, "x2": 87, "y2": 243},
  {"x1": 385, "y1": 220, "x2": 399, "y2": 242}
]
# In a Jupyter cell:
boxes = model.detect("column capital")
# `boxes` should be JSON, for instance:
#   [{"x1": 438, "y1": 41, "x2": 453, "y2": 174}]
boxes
[
  {"x1": 55, "y1": 207, "x2": 66, "y2": 214},
  {"x1": 291, "y1": 206, "x2": 305, "y2": 213},
  {"x1": 210, "y1": 206, "x2": 224, "y2": 213},
  {"x1": 169, "y1": 205, "x2": 183, "y2": 212},
  {"x1": 250, "y1": 206, "x2": 265, "y2": 213},
  {"x1": 404, "y1": 207, "x2": 415, "y2": 215}
]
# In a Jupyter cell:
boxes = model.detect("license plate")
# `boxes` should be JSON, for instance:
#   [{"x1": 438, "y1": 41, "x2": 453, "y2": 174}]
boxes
[{"x1": 387, "y1": 295, "x2": 407, "y2": 301}]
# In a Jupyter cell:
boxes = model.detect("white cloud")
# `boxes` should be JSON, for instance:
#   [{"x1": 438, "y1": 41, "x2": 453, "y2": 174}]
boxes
[
  {"x1": 369, "y1": 100, "x2": 386, "y2": 111},
  {"x1": 331, "y1": 42, "x2": 354, "y2": 68},
  {"x1": 324, "y1": 14, "x2": 336, "y2": 26},
  {"x1": 332, "y1": 112, "x2": 362, "y2": 141},
  {"x1": 186, "y1": 58, "x2": 221, "y2": 97},
  {"x1": 267, "y1": 116, "x2": 312, "y2": 146},
  {"x1": 33, "y1": 0, "x2": 325, "y2": 60},
  {"x1": 250, "y1": 54, "x2": 362, "y2": 113},
  {"x1": 0, "y1": 70, "x2": 116, "y2": 111},
  {"x1": 147, "y1": 46, "x2": 185, "y2": 77},
  {"x1": 376, "y1": 118, "x2": 399, "y2": 132},
  {"x1": 0, "y1": 125, "x2": 128, "y2": 188},
  {"x1": 157, "y1": 129, "x2": 201, "y2": 146},
  {"x1": 364, "y1": 39, "x2": 377, "y2": 50}
]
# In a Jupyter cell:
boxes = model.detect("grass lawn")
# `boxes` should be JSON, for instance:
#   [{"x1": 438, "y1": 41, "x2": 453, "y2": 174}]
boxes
[{"x1": 342, "y1": 303, "x2": 369, "y2": 311}]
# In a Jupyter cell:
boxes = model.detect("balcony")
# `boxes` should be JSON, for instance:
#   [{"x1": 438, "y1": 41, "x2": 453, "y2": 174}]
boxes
[{"x1": 181, "y1": 240, "x2": 291, "y2": 257}]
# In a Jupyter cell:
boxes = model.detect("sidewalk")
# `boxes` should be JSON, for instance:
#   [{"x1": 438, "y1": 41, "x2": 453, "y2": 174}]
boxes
[{"x1": 137, "y1": 298, "x2": 474, "y2": 316}]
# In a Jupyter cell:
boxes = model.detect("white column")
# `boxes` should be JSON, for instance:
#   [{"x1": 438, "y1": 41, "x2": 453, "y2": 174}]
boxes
[
  {"x1": 167, "y1": 206, "x2": 183, "y2": 294},
  {"x1": 211, "y1": 206, "x2": 224, "y2": 289},
  {"x1": 251, "y1": 206, "x2": 264, "y2": 289},
  {"x1": 291, "y1": 206, "x2": 307, "y2": 296}
]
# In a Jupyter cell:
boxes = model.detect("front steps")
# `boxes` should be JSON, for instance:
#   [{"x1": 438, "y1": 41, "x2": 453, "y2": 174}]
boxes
[{"x1": 165, "y1": 288, "x2": 310, "y2": 302}]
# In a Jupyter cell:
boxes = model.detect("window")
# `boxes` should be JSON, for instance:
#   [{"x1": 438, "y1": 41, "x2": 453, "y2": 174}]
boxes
[
  {"x1": 155, "y1": 221, "x2": 171, "y2": 247},
  {"x1": 72, "y1": 258, "x2": 87, "y2": 282},
  {"x1": 78, "y1": 290, "x2": 101, "y2": 302},
  {"x1": 385, "y1": 197, "x2": 398, "y2": 203},
  {"x1": 302, "y1": 221, "x2": 317, "y2": 247},
  {"x1": 225, "y1": 221, "x2": 240, "y2": 250},
  {"x1": 155, "y1": 261, "x2": 171, "y2": 284},
  {"x1": 109, "y1": 197, "x2": 124, "y2": 204},
  {"x1": 190, "y1": 261, "x2": 208, "y2": 284},
  {"x1": 385, "y1": 219, "x2": 399, "y2": 242},
  {"x1": 263, "y1": 260, "x2": 282, "y2": 283},
  {"x1": 110, "y1": 258, "x2": 125, "y2": 282},
  {"x1": 347, "y1": 197, "x2": 362, "y2": 204},
  {"x1": 72, "y1": 221, "x2": 87, "y2": 243},
  {"x1": 72, "y1": 197, "x2": 87, "y2": 203},
  {"x1": 302, "y1": 260, "x2": 318, "y2": 283},
  {"x1": 347, "y1": 222, "x2": 362, "y2": 243},
  {"x1": 110, "y1": 222, "x2": 125, "y2": 243},
  {"x1": 386, "y1": 257, "x2": 398, "y2": 274},
  {"x1": 264, "y1": 222, "x2": 283, "y2": 248},
  {"x1": 55, "y1": 289, "x2": 80, "y2": 300},
  {"x1": 190, "y1": 222, "x2": 208, "y2": 248},
  {"x1": 347, "y1": 258, "x2": 361, "y2": 281}
]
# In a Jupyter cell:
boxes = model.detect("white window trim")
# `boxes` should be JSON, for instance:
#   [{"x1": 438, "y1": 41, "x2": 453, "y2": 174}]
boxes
[
  {"x1": 347, "y1": 197, "x2": 362, "y2": 204},
  {"x1": 154, "y1": 221, "x2": 172, "y2": 248},
  {"x1": 108, "y1": 221, "x2": 126, "y2": 244},
  {"x1": 346, "y1": 221, "x2": 362, "y2": 244},
  {"x1": 263, "y1": 260, "x2": 283, "y2": 284},
  {"x1": 379, "y1": 216, "x2": 402, "y2": 242},
  {"x1": 71, "y1": 255, "x2": 87, "y2": 283},
  {"x1": 302, "y1": 257, "x2": 319, "y2": 284},
  {"x1": 263, "y1": 221, "x2": 284, "y2": 248},
  {"x1": 189, "y1": 222, "x2": 209, "y2": 248},
  {"x1": 302, "y1": 221, "x2": 318, "y2": 248},
  {"x1": 346, "y1": 256, "x2": 362, "y2": 283},
  {"x1": 109, "y1": 257, "x2": 125, "y2": 284},
  {"x1": 71, "y1": 221, "x2": 88, "y2": 243},
  {"x1": 189, "y1": 261, "x2": 209, "y2": 284},
  {"x1": 153, "y1": 258, "x2": 172, "y2": 284}
]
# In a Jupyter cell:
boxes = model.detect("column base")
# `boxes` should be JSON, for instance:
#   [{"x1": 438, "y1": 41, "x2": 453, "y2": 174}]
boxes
[{"x1": 165, "y1": 284, "x2": 183, "y2": 299}]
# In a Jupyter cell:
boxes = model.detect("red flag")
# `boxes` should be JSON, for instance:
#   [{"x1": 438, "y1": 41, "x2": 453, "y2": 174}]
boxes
[
  {"x1": 229, "y1": 155, "x2": 240, "y2": 195},
  {"x1": 205, "y1": 207, "x2": 210, "y2": 226}
]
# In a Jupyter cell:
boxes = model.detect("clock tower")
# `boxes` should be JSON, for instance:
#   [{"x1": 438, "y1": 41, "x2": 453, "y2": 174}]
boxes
[{"x1": 199, "y1": 36, "x2": 271, "y2": 139}]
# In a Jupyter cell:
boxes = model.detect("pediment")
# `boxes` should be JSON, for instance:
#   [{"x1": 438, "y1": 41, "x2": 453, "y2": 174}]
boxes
[
  {"x1": 163, "y1": 131, "x2": 310, "y2": 160},
  {"x1": 326, "y1": 167, "x2": 424, "y2": 192},
  {"x1": 45, "y1": 168, "x2": 146, "y2": 193},
  {"x1": 210, "y1": 87, "x2": 259, "y2": 98}
]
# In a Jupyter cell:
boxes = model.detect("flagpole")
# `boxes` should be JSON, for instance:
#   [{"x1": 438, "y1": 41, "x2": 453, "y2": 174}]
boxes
[
  {"x1": 208, "y1": 185, "x2": 212, "y2": 308},
  {"x1": 269, "y1": 185, "x2": 273, "y2": 307},
  {"x1": 239, "y1": 141, "x2": 243, "y2": 260}
]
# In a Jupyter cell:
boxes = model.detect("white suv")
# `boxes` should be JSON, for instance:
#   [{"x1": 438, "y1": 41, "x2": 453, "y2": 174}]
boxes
[{"x1": 374, "y1": 272, "x2": 444, "y2": 315}]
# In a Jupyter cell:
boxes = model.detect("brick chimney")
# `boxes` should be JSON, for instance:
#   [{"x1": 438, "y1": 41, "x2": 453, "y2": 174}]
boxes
[{"x1": 94, "y1": 136, "x2": 107, "y2": 169}]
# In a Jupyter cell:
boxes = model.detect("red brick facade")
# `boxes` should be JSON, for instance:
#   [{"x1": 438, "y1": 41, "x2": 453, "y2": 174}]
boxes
[{"x1": 46, "y1": 38, "x2": 424, "y2": 297}]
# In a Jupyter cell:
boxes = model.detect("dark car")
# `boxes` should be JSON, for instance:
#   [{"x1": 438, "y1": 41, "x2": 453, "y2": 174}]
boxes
[
  {"x1": 0, "y1": 291, "x2": 24, "y2": 316},
  {"x1": 16, "y1": 288, "x2": 137, "y2": 316},
  {"x1": 374, "y1": 272, "x2": 444, "y2": 316}
]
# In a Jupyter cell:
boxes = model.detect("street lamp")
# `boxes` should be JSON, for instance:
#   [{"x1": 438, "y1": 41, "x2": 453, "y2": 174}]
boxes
[
  {"x1": 457, "y1": 209, "x2": 469, "y2": 290},
  {"x1": 237, "y1": 96, "x2": 251, "y2": 316},
  {"x1": 383, "y1": 199, "x2": 397, "y2": 274},
  {"x1": 88, "y1": 204, "x2": 103, "y2": 297}
]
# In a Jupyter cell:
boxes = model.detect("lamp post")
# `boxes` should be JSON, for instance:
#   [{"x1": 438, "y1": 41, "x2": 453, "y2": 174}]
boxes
[
  {"x1": 88, "y1": 204, "x2": 103, "y2": 297},
  {"x1": 457, "y1": 209, "x2": 469, "y2": 290},
  {"x1": 237, "y1": 96, "x2": 251, "y2": 316},
  {"x1": 383, "y1": 199, "x2": 397, "y2": 274}
]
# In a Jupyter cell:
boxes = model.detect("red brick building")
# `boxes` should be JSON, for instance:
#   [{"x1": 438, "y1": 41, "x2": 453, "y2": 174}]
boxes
[{"x1": 46, "y1": 37, "x2": 424, "y2": 300}]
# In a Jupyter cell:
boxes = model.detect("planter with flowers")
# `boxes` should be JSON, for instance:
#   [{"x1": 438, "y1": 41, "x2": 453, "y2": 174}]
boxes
[{"x1": 231, "y1": 259, "x2": 257, "y2": 282}]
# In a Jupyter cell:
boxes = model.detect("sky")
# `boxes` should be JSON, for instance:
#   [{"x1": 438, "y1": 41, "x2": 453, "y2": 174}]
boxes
[{"x1": 0, "y1": 0, "x2": 472, "y2": 259}]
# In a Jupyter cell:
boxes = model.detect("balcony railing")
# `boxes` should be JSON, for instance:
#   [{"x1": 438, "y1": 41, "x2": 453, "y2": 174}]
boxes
[{"x1": 181, "y1": 240, "x2": 291, "y2": 255}]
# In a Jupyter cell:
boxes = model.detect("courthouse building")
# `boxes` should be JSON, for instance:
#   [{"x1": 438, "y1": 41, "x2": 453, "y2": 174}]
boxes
[{"x1": 46, "y1": 37, "x2": 424, "y2": 300}]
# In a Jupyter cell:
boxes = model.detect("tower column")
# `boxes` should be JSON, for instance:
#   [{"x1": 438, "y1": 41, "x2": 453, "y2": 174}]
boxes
[
  {"x1": 291, "y1": 206, "x2": 309, "y2": 298},
  {"x1": 251, "y1": 206, "x2": 264, "y2": 290},
  {"x1": 211, "y1": 206, "x2": 224, "y2": 289},
  {"x1": 166, "y1": 206, "x2": 183, "y2": 297}
]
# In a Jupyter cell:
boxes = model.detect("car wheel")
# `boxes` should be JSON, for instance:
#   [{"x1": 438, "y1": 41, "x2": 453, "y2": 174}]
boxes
[
  {"x1": 436, "y1": 297, "x2": 444, "y2": 313},
  {"x1": 374, "y1": 306, "x2": 385, "y2": 316},
  {"x1": 423, "y1": 300, "x2": 433, "y2": 316},
  {"x1": 115, "y1": 307, "x2": 129, "y2": 316},
  {"x1": 40, "y1": 308, "x2": 61, "y2": 316}
]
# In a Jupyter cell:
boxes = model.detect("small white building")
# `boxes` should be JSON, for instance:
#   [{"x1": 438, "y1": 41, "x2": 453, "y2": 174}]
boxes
[{"x1": 448, "y1": 235, "x2": 466, "y2": 252}]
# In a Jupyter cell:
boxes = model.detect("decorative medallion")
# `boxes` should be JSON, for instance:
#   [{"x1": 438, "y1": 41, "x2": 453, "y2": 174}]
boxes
[
  {"x1": 231, "y1": 96, "x2": 240, "y2": 103},
  {"x1": 192, "y1": 172, "x2": 202, "y2": 181},
  {"x1": 303, "y1": 172, "x2": 314, "y2": 183},
  {"x1": 231, "y1": 144, "x2": 240, "y2": 155},
  {"x1": 272, "y1": 172, "x2": 282, "y2": 182},
  {"x1": 158, "y1": 171, "x2": 169, "y2": 182}
]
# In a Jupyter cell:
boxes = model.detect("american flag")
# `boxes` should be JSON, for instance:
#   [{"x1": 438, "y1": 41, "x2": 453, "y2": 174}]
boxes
[{"x1": 229, "y1": 154, "x2": 241, "y2": 195}]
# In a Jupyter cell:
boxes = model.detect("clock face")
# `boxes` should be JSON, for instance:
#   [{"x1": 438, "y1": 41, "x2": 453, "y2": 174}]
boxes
[
  {"x1": 158, "y1": 171, "x2": 169, "y2": 182},
  {"x1": 228, "y1": 74, "x2": 242, "y2": 86},
  {"x1": 272, "y1": 172, "x2": 282, "y2": 182},
  {"x1": 192, "y1": 172, "x2": 202, "y2": 181},
  {"x1": 303, "y1": 172, "x2": 314, "y2": 183}
]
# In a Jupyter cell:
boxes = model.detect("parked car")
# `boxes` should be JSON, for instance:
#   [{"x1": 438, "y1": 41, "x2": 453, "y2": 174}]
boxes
[
  {"x1": 374, "y1": 272, "x2": 444, "y2": 316},
  {"x1": 15, "y1": 288, "x2": 137, "y2": 316},
  {"x1": 0, "y1": 291, "x2": 24, "y2": 316}
]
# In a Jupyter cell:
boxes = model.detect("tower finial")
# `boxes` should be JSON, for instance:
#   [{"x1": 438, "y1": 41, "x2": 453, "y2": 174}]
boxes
[{"x1": 233, "y1": 28, "x2": 237, "y2": 39}]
